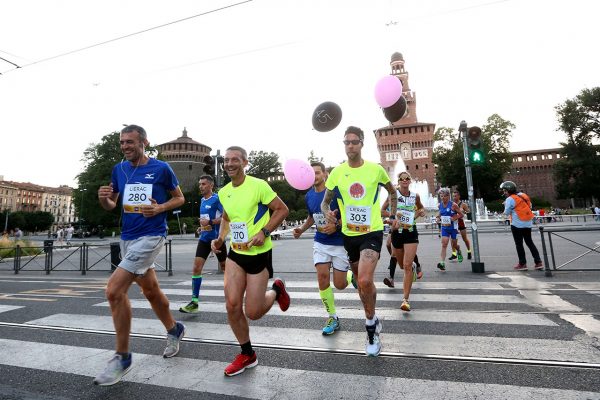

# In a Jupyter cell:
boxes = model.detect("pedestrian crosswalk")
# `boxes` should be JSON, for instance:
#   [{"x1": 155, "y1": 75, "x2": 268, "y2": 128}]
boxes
[{"x1": 1, "y1": 275, "x2": 600, "y2": 399}]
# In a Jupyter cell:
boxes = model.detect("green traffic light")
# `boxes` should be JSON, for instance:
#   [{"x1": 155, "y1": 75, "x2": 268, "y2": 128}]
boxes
[{"x1": 470, "y1": 150, "x2": 484, "y2": 164}]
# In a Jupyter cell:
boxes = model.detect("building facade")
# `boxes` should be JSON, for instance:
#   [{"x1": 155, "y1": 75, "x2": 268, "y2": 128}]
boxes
[
  {"x1": 42, "y1": 185, "x2": 75, "y2": 228},
  {"x1": 373, "y1": 52, "x2": 437, "y2": 195},
  {"x1": 156, "y1": 128, "x2": 212, "y2": 193},
  {"x1": 504, "y1": 148, "x2": 568, "y2": 207}
]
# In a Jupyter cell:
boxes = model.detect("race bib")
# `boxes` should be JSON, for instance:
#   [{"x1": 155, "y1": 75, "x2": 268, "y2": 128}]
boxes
[
  {"x1": 345, "y1": 206, "x2": 371, "y2": 233},
  {"x1": 123, "y1": 184, "x2": 152, "y2": 213},
  {"x1": 398, "y1": 209, "x2": 415, "y2": 227},
  {"x1": 230, "y1": 222, "x2": 250, "y2": 251},
  {"x1": 313, "y1": 213, "x2": 328, "y2": 233},
  {"x1": 441, "y1": 215, "x2": 452, "y2": 226},
  {"x1": 200, "y1": 213, "x2": 212, "y2": 231}
]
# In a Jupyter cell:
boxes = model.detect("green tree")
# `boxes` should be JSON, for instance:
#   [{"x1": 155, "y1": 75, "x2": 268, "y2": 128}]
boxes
[
  {"x1": 75, "y1": 131, "x2": 160, "y2": 229},
  {"x1": 432, "y1": 114, "x2": 513, "y2": 200},
  {"x1": 23, "y1": 211, "x2": 54, "y2": 232},
  {"x1": 307, "y1": 150, "x2": 323, "y2": 163},
  {"x1": 247, "y1": 151, "x2": 282, "y2": 180},
  {"x1": 553, "y1": 87, "x2": 600, "y2": 205}
]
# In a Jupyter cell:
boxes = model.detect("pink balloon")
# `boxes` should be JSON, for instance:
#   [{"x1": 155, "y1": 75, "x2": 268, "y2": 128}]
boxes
[
  {"x1": 283, "y1": 159, "x2": 315, "y2": 190},
  {"x1": 374, "y1": 75, "x2": 403, "y2": 108}
]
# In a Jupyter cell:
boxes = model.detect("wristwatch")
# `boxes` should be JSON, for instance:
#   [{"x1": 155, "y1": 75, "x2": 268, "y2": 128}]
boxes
[
  {"x1": 388, "y1": 215, "x2": 396, "y2": 220},
  {"x1": 261, "y1": 227, "x2": 271, "y2": 237}
]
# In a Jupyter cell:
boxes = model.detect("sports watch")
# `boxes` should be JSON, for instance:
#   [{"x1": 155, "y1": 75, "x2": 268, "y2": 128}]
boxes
[{"x1": 261, "y1": 227, "x2": 271, "y2": 237}]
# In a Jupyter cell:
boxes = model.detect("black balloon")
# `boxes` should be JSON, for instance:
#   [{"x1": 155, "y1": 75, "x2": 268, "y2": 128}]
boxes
[
  {"x1": 383, "y1": 96, "x2": 407, "y2": 123},
  {"x1": 312, "y1": 101, "x2": 342, "y2": 132}
]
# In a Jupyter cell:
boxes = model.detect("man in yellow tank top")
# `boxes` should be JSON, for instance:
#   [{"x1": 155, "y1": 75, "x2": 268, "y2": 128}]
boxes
[{"x1": 321, "y1": 126, "x2": 399, "y2": 357}]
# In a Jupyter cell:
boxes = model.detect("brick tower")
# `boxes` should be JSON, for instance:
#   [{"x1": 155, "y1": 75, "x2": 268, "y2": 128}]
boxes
[{"x1": 373, "y1": 52, "x2": 437, "y2": 195}]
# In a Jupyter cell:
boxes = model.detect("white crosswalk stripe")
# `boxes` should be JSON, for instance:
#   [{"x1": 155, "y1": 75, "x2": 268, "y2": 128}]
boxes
[{"x1": 0, "y1": 338, "x2": 598, "y2": 400}]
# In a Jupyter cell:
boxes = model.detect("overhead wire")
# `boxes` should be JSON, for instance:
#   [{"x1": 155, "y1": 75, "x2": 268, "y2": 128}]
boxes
[{"x1": 0, "y1": 0, "x2": 253, "y2": 75}]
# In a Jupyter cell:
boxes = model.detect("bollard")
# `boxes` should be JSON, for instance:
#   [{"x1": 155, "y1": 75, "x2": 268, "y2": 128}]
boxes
[{"x1": 110, "y1": 242, "x2": 121, "y2": 272}]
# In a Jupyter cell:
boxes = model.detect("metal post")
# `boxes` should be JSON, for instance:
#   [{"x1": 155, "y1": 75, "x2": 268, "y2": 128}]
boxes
[
  {"x1": 538, "y1": 226, "x2": 552, "y2": 277},
  {"x1": 459, "y1": 121, "x2": 484, "y2": 273},
  {"x1": 167, "y1": 239, "x2": 173, "y2": 276}
]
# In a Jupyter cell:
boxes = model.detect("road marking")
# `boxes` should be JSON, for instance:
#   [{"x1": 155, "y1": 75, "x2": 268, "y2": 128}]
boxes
[
  {"x1": 94, "y1": 299, "x2": 556, "y2": 326},
  {"x1": 0, "y1": 305, "x2": 24, "y2": 313},
  {"x1": 27, "y1": 314, "x2": 597, "y2": 363},
  {"x1": 0, "y1": 338, "x2": 598, "y2": 399},
  {"x1": 560, "y1": 314, "x2": 600, "y2": 341},
  {"x1": 172, "y1": 280, "x2": 510, "y2": 290},
  {"x1": 0, "y1": 294, "x2": 55, "y2": 302},
  {"x1": 160, "y1": 288, "x2": 526, "y2": 303}
]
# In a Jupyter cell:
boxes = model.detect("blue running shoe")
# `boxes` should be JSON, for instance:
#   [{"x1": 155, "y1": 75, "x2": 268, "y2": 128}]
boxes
[
  {"x1": 322, "y1": 316, "x2": 340, "y2": 335},
  {"x1": 93, "y1": 353, "x2": 132, "y2": 386}
]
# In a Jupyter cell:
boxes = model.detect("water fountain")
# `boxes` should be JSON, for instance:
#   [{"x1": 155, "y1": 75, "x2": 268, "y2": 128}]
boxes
[{"x1": 380, "y1": 160, "x2": 439, "y2": 210}]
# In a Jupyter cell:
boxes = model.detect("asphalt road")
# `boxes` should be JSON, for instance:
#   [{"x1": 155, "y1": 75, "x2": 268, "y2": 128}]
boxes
[{"x1": 0, "y1": 222, "x2": 599, "y2": 399}]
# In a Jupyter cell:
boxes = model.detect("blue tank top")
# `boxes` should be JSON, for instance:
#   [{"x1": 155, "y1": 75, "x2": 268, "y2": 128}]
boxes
[
  {"x1": 305, "y1": 188, "x2": 343, "y2": 246},
  {"x1": 198, "y1": 194, "x2": 223, "y2": 242},
  {"x1": 439, "y1": 200, "x2": 458, "y2": 230}
]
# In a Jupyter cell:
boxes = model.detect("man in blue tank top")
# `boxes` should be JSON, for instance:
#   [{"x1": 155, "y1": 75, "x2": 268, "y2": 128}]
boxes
[
  {"x1": 179, "y1": 175, "x2": 227, "y2": 313},
  {"x1": 293, "y1": 162, "x2": 356, "y2": 336}
]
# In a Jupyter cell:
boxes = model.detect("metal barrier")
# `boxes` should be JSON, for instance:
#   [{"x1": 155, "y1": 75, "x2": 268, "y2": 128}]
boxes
[
  {"x1": 538, "y1": 225, "x2": 600, "y2": 277},
  {"x1": 5, "y1": 239, "x2": 172, "y2": 275}
]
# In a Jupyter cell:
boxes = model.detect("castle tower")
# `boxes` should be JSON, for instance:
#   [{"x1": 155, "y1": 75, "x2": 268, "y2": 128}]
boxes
[
  {"x1": 373, "y1": 52, "x2": 437, "y2": 195},
  {"x1": 156, "y1": 128, "x2": 212, "y2": 193}
]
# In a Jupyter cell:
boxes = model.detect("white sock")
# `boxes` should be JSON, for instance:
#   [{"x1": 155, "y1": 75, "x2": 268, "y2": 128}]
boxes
[{"x1": 366, "y1": 316, "x2": 377, "y2": 326}]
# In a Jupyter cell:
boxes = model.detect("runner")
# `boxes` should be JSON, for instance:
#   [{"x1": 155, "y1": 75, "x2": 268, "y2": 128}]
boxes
[
  {"x1": 94, "y1": 124, "x2": 186, "y2": 386},
  {"x1": 210, "y1": 146, "x2": 290, "y2": 376},
  {"x1": 293, "y1": 162, "x2": 356, "y2": 335},
  {"x1": 450, "y1": 190, "x2": 471, "y2": 261},
  {"x1": 435, "y1": 187, "x2": 463, "y2": 271},
  {"x1": 383, "y1": 171, "x2": 426, "y2": 311},
  {"x1": 179, "y1": 175, "x2": 227, "y2": 314},
  {"x1": 321, "y1": 126, "x2": 399, "y2": 356},
  {"x1": 381, "y1": 188, "x2": 422, "y2": 289}
]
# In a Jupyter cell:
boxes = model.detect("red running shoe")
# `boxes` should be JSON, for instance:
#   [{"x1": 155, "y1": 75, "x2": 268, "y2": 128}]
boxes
[
  {"x1": 513, "y1": 263, "x2": 528, "y2": 271},
  {"x1": 272, "y1": 278, "x2": 290, "y2": 311},
  {"x1": 224, "y1": 352, "x2": 258, "y2": 377}
]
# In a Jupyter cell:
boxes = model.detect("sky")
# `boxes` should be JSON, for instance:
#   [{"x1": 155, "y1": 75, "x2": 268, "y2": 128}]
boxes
[{"x1": 1, "y1": 0, "x2": 599, "y2": 188}]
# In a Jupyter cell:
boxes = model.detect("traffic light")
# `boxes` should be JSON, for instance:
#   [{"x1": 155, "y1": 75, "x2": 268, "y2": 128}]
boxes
[
  {"x1": 467, "y1": 126, "x2": 484, "y2": 164},
  {"x1": 203, "y1": 155, "x2": 214, "y2": 175}
]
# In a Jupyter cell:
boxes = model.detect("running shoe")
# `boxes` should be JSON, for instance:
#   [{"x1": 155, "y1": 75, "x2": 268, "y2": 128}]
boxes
[
  {"x1": 437, "y1": 262, "x2": 446, "y2": 271},
  {"x1": 415, "y1": 262, "x2": 423, "y2": 280},
  {"x1": 163, "y1": 321, "x2": 185, "y2": 358},
  {"x1": 224, "y1": 352, "x2": 258, "y2": 377},
  {"x1": 457, "y1": 251, "x2": 463, "y2": 263},
  {"x1": 365, "y1": 318, "x2": 383, "y2": 356},
  {"x1": 383, "y1": 277, "x2": 395, "y2": 288},
  {"x1": 448, "y1": 254, "x2": 458, "y2": 262},
  {"x1": 534, "y1": 262, "x2": 544, "y2": 270},
  {"x1": 93, "y1": 353, "x2": 132, "y2": 386},
  {"x1": 179, "y1": 301, "x2": 199, "y2": 314},
  {"x1": 513, "y1": 263, "x2": 528, "y2": 271},
  {"x1": 400, "y1": 299, "x2": 411, "y2": 312},
  {"x1": 467, "y1": 251, "x2": 472, "y2": 260},
  {"x1": 322, "y1": 316, "x2": 340, "y2": 335},
  {"x1": 272, "y1": 278, "x2": 290, "y2": 311}
]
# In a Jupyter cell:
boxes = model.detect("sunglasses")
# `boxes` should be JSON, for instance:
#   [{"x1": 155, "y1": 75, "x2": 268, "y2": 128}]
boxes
[
  {"x1": 343, "y1": 139, "x2": 362, "y2": 145},
  {"x1": 398, "y1": 177, "x2": 411, "y2": 182}
]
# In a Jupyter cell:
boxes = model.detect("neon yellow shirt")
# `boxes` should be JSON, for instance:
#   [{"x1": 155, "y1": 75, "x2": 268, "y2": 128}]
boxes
[
  {"x1": 325, "y1": 161, "x2": 390, "y2": 236},
  {"x1": 218, "y1": 175, "x2": 277, "y2": 255}
]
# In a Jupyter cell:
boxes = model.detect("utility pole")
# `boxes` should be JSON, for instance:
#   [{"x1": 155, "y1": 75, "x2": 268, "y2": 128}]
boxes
[{"x1": 459, "y1": 120, "x2": 484, "y2": 273}]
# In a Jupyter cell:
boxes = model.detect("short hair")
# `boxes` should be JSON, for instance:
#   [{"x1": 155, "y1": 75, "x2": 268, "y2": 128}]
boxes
[
  {"x1": 310, "y1": 161, "x2": 326, "y2": 173},
  {"x1": 226, "y1": 146, "x2": 247, "y2": 161},
  {"x1": 199, "y1": 175, "x2": 214, "y2": 184},
  {"x1": 452, "y1": 189, "x2": 461, "y2": 195},
  {"x1": 121, "y1": 124, "x2": 147, "y2": 141},
  {"x1": 398, "y1": 171, "x2": 412, "y2": 180},
  {"x1": 438, "y1": 187, "x2": 451, "y2": 196},
  {"x1": 344, "y1": 126, "x2": 364, "y2": 141}
]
